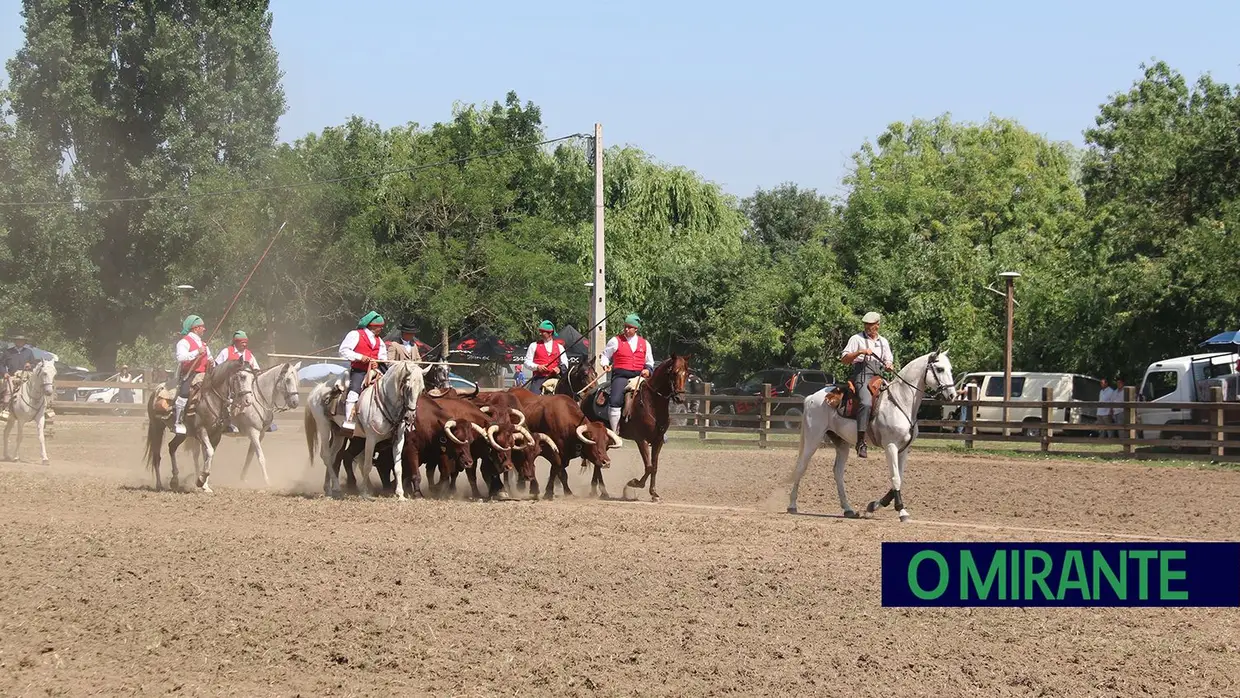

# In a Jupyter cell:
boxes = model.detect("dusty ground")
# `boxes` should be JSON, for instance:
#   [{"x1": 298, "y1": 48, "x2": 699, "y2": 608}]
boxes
[{"x1": 1, "y1": 417, "x2": 1239, "y2": 697}]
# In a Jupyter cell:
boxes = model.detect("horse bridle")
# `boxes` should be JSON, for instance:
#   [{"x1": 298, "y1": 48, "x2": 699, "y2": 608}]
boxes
[
  {"x1": 11, "y1": 361, "x2": 53, "y2": 410},
  {"x1": 233, "y1": 364, "x2": 298, "y2": 415}
]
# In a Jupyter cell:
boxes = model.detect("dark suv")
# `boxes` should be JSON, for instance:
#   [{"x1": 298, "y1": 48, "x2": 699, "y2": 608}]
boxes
[{"x1": 710, "y1": 367, "x2": 835, "y2": 430}]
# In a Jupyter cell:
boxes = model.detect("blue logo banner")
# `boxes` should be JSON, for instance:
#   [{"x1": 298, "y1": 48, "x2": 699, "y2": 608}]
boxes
[{"x1": 881, "y1": 542, "x2": 1240, "y2": 607}]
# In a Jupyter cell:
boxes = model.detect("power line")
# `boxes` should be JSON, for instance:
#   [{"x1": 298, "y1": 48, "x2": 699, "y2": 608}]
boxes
[{"x1": 0, "y1": 132, "x2": 590, "y2": 208}]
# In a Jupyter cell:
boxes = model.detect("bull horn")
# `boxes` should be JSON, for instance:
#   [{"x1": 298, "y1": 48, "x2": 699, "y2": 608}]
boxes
[
  {"x1": 509, "y1": 408, "x2": 526, "y2": 427},
  {"x1": 443, "y1": 419, "x2": 470, "y2": 446},
  {"x1": 538, "y1": 432, "x2": 559, "y2": 454},
  {"x1": 487, "y1": 424, "x2": 510, "y2": 451},
  {"x1": 516, "y1": 425, "x2": 536, "y2": 448},
  {"x1": 605, "y1": 428, "x2": 623, "y2": 449},
  {"x1": 427, "y1": 387, "x2": 447, "y2": 398},
  {"x1": 479, "y1": 406, "x2": 492, "y2": 414},
  {"x1": 511, "y1": 429, "x2": 527, "y2": 447},
  {"x1": 575, "y1": 423, "x2": 596, "y2": 445},
  {"x1": 469, "y1": 422, "x2": 488, "y2": 439}
]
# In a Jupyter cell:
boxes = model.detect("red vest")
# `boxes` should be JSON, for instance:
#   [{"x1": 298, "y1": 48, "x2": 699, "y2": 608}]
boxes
[
  {"x1": 532, "y1": 340, "x2": 565, "y2": 376},
  {"x1": 350, "y1": 330, "x2": 380, "y2": 371},
  {"x1": 612, "y1": 335, "x2": 648, "y2": 372},
  {"x1": 180, "y1": 334, "x2": 209, "y2": 375},
  {"x1": 226, "y1": 346, "x2": 253, "y2": 364}
]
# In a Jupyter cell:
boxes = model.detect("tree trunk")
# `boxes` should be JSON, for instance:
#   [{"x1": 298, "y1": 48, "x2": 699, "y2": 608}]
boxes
[{"x1": 441, "y1": 326, "x2": 450, "y2": 362}]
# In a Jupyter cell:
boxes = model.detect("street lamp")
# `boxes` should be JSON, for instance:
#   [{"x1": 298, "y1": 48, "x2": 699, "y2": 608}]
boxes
[{"x1": 999, "y1": 271, "x2": 1020, "y2": 436}]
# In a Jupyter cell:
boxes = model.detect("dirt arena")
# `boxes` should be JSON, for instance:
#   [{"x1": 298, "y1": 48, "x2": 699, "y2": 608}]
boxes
[{"x1": 2, "y1": 418, "x2": 1238, "y2": 697}]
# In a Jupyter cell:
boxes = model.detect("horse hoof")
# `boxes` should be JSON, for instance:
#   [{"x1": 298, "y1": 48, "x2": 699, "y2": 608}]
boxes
[
  {"x1": 866, "y1": 500, "x2": 881, "y2": 514},
  {"x1": 201, "y1": 485, "x2": 213, "y2": 494},
  {"x1": 626, "y1": 478, "x2": 641, "y2": 488},
  {"x1": 170, "y1": 478, "x2": 180, "y2": 492},
  {"x1": 493, "y1": 490, "x2": 511, "y2": 502},
  {"x1": 41, "y1": 459, "x2": 50, "y2": 467},
  {"x1": 786, "y1": 505, "x2": 797, "y2": 514},
  {"x1": 899, "y1": 514, "x2": 911, "y2": 523},
  {"x1": 650, "y1": 492, "x2": 661, "y2": 503},
  {"x1": 844, "y1": 509, "x2": 860, "y2": 519}
]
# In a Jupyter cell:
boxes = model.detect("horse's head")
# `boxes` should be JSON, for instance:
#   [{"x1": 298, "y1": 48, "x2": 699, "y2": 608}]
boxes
[
  {"x1": 925, "y1": 350, "x2": 957, "y2": 401},
  {"x1": 33, "y1": 360, "x2": 56, "y2": 396},
  {"x1": 420, "y1": 361, "x2": 450, "y2": 391},
  {"x1": 278, "y1": 362, "x2": 301, "y2": 410},
  {"x1": 654, "y1": 354, "x2": 692, "y2": 403},
  {"x1": 397, "y1": 362, "x2": 425, "y2": 424}
]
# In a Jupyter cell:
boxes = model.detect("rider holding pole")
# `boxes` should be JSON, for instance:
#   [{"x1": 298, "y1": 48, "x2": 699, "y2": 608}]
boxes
[
  {"x1": 840, "y1": 311, "x2": 893, "y2": 459},
  {"x1": 338, "y1": 311, "x2": 387, "y2": 430}
]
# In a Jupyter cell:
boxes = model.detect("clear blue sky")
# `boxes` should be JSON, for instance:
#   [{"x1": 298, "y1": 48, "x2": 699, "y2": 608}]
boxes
[{"x1": 2, "y1": 0, "x2": 1238, "y2": 199}]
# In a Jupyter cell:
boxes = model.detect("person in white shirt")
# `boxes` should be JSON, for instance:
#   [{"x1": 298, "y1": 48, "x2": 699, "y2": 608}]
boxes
[
  {"x1": 214, "y1": 331, "x2": 261, "y2": 370},
  {"x1": 839, "y1": 311, "x2": 894, "y2": 459},
  {"x1": 523, "y1": 320, "x2": 569, "y2": 394},
  {"x1": 598, "y1": 313, "x2": 655, "y2": 433},
  {"x1": 338, "y1": 311, "x2": 388, "y2": 429},
  {"x1": 1097, "y1": 378, "x2": 1117, "y2": 438},
  {"x1": 172, "y1": 315, "x2": 212, "y2": 434}
]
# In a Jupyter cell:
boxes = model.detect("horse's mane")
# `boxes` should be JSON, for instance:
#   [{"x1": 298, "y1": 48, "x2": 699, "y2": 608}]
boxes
[{"x1": 205, "y1": 359, "x2": 248, "y2": 389}]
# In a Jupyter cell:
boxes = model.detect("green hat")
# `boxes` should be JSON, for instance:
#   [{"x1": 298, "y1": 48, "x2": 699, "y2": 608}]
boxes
[
  {"x1": 182, "y1": 315, "x2": 204, "y2": 334},
  {"x1": 537, "y1": 320, "x2": 555, "y2": 332},
  {"x1": 623, "y1": 313, "x2": 642, "y2": 329},
  {"x1": 232, "y1": 331, "x2": 248, "y2": 340},
  {"x1": 357, "y1": 311, "x2": 385, "y2": 328}
]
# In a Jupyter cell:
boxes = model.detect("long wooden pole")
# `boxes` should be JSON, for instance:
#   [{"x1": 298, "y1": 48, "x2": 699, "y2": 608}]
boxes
[
  {"x1": 1003, "y1": 275, "x2": 1015, "y2": 437},
  {"x1": 591, "y1": 123, "x2": 606, "y2": 369},
  {"x1": 266, "y1": 352, "x2": 480, "y2": 367}
]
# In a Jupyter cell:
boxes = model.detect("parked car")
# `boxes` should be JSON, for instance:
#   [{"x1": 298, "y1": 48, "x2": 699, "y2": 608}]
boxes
[
  {"x1": 709, "y1": 367, "x2": 835, "y2": 431},
  {"x1": 941, "y1": 371, "x2": 1103, "y2": 436}
]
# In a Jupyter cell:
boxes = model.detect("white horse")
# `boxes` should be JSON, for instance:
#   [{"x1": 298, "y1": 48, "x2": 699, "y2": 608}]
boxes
[
  {"x1": 2, "y1": 359, "x2": 58, "y2": 465},
  {"x1": 305, "y1": 361, "x2": 426, "y2": 500},
  {"x1": 229, "y1": 361, "x2": 301, "y2": 487},
  {"x1": 787, "y1": 350, "x2": 957, "y2": 522}
]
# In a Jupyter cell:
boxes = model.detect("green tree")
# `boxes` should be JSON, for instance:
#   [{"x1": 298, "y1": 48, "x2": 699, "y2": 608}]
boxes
[{"x1": 2, "y1": 0, "x2": 285, "y2": 369}]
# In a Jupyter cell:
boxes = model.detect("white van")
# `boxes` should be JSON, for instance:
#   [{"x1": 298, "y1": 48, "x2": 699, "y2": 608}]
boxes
[
  {"x1": 1136, "y1": 352, "x2": 1239, "y2": 440},
  {"x1": 941, "y1": 371, "x2": 1103, "y2": 435}
]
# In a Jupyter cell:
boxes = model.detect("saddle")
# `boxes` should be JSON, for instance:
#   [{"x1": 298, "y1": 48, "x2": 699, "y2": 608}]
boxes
[
  {"x1": 322, "y1": 367, "x2": 383, "y2": 434},
  {"x1": 540, "y1": 378, "x2": 559, "y2": 394},
  {"x1": 593, "y1": 375, "x2": 645, "y2": 422},
  {"x1": 826, "y1": 375, "x2": 886, "y2": 428},
  {"x1": 151, "y1": 373, "x2": 206, "y2": 420}
]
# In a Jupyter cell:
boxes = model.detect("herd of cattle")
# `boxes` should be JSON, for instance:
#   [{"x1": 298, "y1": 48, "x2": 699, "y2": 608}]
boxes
[{"x1": 311, "y1": 374, "x2": 625, "y2": 502}]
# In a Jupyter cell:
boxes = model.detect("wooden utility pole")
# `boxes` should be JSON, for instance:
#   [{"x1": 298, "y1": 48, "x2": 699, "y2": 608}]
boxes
[
  {"x1": 1000, "y1": 271, "x2": 1020, "y2": 437},
  {"x1": 590, "y1": 123, "x2": 606, "y2": 368}
]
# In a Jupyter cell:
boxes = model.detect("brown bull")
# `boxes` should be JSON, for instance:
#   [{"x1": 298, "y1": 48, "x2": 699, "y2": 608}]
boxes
[
  {"x1": 473, "y1": 389, "x2": 558, "y2": 499},
  {"x1": 420, "y1": 393, "x2": 531, "y2": 500},
  {"x1": 509, "y1": 392, "x2": 622, "y2": 500}
]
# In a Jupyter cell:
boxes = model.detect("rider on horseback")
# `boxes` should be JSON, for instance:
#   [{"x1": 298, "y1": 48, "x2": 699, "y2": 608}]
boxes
[
  {"x1": 840, "y1": 311, "x2": 893, "y2": 459},
  {"x1": 599, "y1": 314, "x2": 654, "y2": 434},
  {"x1": 173, "y1": 315, "x2": 212, "y2": 435},
  {"x1": 214, "y1": 331, "x2": 260, "y2": 434},
  {"x1": 338, "y1": 311, "x2": 388, "y2": 430},
  {"x1": 1, "y1": 334, "x2": 36, "y2": 420},
  {"x1": 523, "y1": 320, "x2": 568, "y2": 395}
]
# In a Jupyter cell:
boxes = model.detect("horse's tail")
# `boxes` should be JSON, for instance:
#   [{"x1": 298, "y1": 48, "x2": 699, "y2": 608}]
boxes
[{"x1": 304, "y1": 406, "x2": 317, "y2": 464}]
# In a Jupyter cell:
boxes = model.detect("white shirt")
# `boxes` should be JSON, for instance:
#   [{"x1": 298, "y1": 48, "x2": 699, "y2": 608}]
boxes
[
  {"x1": 599, "y1": 334, "x2": 655, "y2": 371},
  {"x1": 214, "y1": 346, "x2": 261, "y2": 370},
  {"x1": 338, "y1": 329, "x2": 389, "y2": 363},
  {"x1": 841, "y1": 333, "x2": 893, "y2": 367},
  {"x1": 175, "y1": 331, "x2": 209, "y2": 364},
  {"x1": 524, "y1": 340, "x2": 569, "y2": 372}
]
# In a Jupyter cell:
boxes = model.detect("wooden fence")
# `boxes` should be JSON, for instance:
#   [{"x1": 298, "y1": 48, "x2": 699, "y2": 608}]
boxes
[
  {"x1": 662, "y1": 382, "x2": 1240, "y2": 462},
  {"x1": 42, "y1": 379, "x2": 1240, "y2": 462}
]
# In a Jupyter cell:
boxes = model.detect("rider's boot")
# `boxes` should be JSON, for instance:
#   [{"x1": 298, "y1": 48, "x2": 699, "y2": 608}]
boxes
[
  {"x1": 856, "y1": 430, "x2": 868, "y2": 458},
  {"x1": 172, "y1": 397, "x2": 188, "y2": 435},
  {"x1": 608, "y1": 407, "x2": 621, "y2": 435},
  {"x1": 341, "y1": 391, "x2": 359, "y2": 430}
]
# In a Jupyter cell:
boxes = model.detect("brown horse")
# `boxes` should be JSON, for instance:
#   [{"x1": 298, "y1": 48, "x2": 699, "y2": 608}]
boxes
[
  {"x1": 585, "y1": 354, "x2": 690, "y2": 502},
  {"x1": 143, "y1": 360, "x2": 247, "y2": 493}
]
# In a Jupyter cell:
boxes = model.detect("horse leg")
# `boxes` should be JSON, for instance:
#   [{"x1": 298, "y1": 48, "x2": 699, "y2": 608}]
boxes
[
  {"x1": 391, "y1": 431, "x2": 407, "y2": 501},
  {"x1": 647, "y1": 437, "x2": 664, "y2": 502},
  {"x1": 197, "y1": 430, "x2": 218, "y2": 493},
  {"x1": 247, "y1": 428, "x2": 270, "y2": 487},
  {"x1": 625, "y1": 440, "x2": 653, "y2": 499},
  {"x1": 894, "y1": 447, "x2": 911, "y2": 522},
  {"x1": 787, "y1": 408, "x2": 828, "y2": 514},
  {"x1": 3, "y1": 418, "x2": 15, "y2": 461},
  {"x1": 357, "y1": 435, "x2": 377, "y2": 499},
  {"x1": 833, "y1": 441, "x2": 859, "y2": 518},
  {"x1": 35, "y1": 411, "x2": 49, "y2": 466},
  {"x1": 168, "y1": 434, "x2": 184, "y2": 492},
  {"x1": 866, "y1": 442, "x2": 903, "y2": 519},
  {"x1": 13, "y1": 414, "x2": 25, "y2": 462}
]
